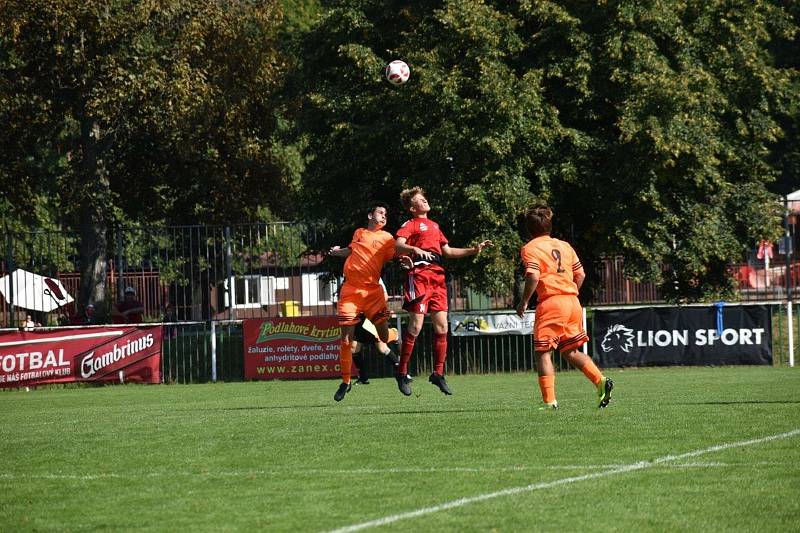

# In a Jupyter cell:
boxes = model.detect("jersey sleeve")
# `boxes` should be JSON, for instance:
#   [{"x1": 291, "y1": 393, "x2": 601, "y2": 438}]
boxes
[
  {"x1": 521, "y1": 246, "x2": 540, "y2": 275},
  {"x1": 349, "y1": 228, "x2": 362, "y2": 247},
  {"x1": 395, "y1": 220, "x2": 412, "y2": 240},
  {"x1": 567, "y1": 243, "x2": 582, "y2": 273},
  {"x1": 438, "y1": 225, "x2": 449, "y2": 246}
]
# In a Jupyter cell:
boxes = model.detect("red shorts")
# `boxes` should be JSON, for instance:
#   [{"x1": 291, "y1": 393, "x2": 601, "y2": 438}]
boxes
[
  {"x1": 534, "y1": 295, "x2": 588, "y2": 353},
  {"x1": 337, "y1": 283, "x2": 389, "y2": 326},
  {"x1": 403, "y1": 267, "x2": 448, "y2": 314}
]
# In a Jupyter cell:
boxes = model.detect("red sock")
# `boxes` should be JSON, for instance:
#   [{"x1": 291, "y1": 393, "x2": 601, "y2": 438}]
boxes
[
  {"x1": 399, "y1": 331, "x2": 416, "y2": 375},
  {"x1": 339, "y1": 341, "x2": 352, "y2": 384},
  {"x1": 433, "y1": 333, "x2": 448, "y2": 375}
]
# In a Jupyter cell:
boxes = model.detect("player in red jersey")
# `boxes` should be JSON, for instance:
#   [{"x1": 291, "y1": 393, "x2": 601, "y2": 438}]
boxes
[
  {"x1": 394, "y1": 187, "x2": 492, "y2": 396},
  {"x1": 516, "y1": 205, "x2": 613, "y2": 409},
  {"x1": 329, "y1": 202, "x2": 397, "y2": 401}
]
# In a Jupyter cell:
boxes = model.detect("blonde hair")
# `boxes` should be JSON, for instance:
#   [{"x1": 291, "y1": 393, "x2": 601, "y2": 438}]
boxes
[{"x1": 400, "y1": 186, "x2": 425, "y2": 211}]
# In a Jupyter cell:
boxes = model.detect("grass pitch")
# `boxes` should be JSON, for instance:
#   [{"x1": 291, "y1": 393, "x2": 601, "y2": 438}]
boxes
[{"x1": 1, "y1": 367, "x2": 799, "y2": 532}]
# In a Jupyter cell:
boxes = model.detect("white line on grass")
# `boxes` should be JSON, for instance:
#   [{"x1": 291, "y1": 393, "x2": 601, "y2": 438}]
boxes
[{"x1": 325, "y1": 428, "x2": 800, "y2": 533}]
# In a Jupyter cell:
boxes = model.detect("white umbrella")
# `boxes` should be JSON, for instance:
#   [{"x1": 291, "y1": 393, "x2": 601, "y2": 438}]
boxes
[
  {"x1": 0, "y1": 269, "x2": 74, "y2": 312},
  {"x1": 788, "y1": 190, "x2": 800, "y2": 214}
]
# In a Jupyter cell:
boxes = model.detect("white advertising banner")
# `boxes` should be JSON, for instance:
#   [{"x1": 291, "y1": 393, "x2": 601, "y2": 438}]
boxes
[{"x1": 450, "y1": 312, "x2": 534, "y2": 336}]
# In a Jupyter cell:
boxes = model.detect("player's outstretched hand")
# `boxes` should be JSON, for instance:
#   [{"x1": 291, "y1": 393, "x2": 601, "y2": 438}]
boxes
[
  {"x1": 516, "y1": 302, "x2": 527, "y2": 318},
  {"x1": 475, "y1": 240, "x2": 493, "y2": 254}
]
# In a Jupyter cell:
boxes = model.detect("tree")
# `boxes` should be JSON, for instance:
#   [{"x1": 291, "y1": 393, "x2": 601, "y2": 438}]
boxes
[
  {"x1": 569, "y1": 0, "x2": 796, "y2": 300},
  {"x1": 290, "y1": 0, "x2": 798, "y2": 301},
  {"x1": 0, "y1": 0, "x2": 292, "y2": 313}
]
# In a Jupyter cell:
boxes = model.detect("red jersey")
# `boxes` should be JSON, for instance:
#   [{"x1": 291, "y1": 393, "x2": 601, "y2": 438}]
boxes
[
  {"x1": 520, "y1": 236, "x2": 582, "y2": 301},
  {"x1": 343, "y1": 228, "x2": 395, "y2": 286},
  {"x1": 396, "y1": 218, "x2": 449, "y2": 272}
]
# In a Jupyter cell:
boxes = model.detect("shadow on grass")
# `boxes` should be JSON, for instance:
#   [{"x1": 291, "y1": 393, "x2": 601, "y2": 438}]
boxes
[
  {"x1": 177, "y1": 405, "x2": 332, "y2": 411},
  {"x1": 179, "y1": 406, "x2": 526, "y2": 414},
  {"x1": 681, "y1": 400, "x2": 800, "y2": 405},
  {"x1": 366, "y1": 407, "x2": 526, "y2": 415}
]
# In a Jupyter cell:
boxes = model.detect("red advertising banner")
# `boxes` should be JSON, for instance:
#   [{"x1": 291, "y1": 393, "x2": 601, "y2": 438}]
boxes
[
  {"x1": 0, "y1": 326, "x2": 162, "y2": 388},
  {"x1": 243, "y1": 317, "x2": 341, "y2": 380}
]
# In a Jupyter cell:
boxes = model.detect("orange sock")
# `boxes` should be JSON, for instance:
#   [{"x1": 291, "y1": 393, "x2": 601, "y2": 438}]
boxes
[
  {"x1": 538, "y1": 375, "x2": 555, "y2": 404},
  {"x1": 387, "y1": 328, "x2": 399, "y2": 343},
  {"x1": 339, "y1": 341, "x2": 352, "y2": 384},
  {"x1": 580, "y1": 359, "x2": 603, "y2": 386}
]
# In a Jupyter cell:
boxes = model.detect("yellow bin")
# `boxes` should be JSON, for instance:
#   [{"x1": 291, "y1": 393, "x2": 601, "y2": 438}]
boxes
[{"x1": 280, "y1": 300, "x2": 301, "y2": 317}]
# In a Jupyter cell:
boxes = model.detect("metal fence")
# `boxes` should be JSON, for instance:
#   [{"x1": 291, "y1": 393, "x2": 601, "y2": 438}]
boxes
[
  {"x1": 154, "y1": 301, "x2": 797, "y2": 384},
  {"x1": 2, "y1": 220, "x2": 798, "y2": 329},
  {"x1": 1, "y1": 220, "x2": 798, "y2": 385}
]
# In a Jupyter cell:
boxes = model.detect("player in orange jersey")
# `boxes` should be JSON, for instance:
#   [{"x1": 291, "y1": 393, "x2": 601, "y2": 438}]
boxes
[
  {"x1": 516, "y1": 205, "x2": 613, "y2": 409},
  {"x1": 329, "y1": 202, "x2": 397, "y2": 401},
  {"x1": 394, "y1": 186, "x2": 493, "y2": 396}
]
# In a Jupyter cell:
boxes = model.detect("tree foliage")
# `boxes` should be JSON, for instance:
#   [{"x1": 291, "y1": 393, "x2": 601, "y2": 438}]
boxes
[
  {"x1": 0, "y1": 0, "x2": 293, "y2": 309},
  {"x1": 291, "y1": 0, "x2": 798, "y2": 301},
  {"x1": 0, "y1": 0, "x2": 797, "y2": 306}
]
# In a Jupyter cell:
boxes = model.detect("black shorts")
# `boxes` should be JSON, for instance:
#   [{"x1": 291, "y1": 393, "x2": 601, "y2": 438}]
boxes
[{"x1": 353, "y1": 318, "x2": 375, "y2": 344}]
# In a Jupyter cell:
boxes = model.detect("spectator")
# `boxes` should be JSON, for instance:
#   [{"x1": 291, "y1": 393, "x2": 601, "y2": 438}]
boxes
[
  {"x1": 112, "y1": 287, "x2": 145, "y2": 323},
  {"x1": 21, "y1": 314, "x2": 40, "y2": 330},
  {"x1": 83, "y1": 304, "x2": 99, "y2": 325},
  {"x1": 162, "y1": 303, "x2": 178, "y2": 338},
  {"x1": 69, "y1": 304, "x2": 98, "y2": 325}
]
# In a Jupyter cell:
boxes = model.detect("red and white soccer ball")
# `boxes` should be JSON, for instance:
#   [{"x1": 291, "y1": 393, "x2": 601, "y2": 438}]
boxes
[{"x1": 385, "y1": 60, "x2": 410, "y2": 85}]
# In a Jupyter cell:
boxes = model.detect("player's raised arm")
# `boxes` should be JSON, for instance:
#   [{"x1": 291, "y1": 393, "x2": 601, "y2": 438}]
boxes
[{"x1": 441, "y1": 239, "x2": 493, "y2": 259}]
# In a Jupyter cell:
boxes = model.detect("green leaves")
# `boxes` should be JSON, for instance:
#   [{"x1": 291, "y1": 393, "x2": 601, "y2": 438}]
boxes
[
  {"x1": 291, "y1": 0, "x2": 796, "y2": 300},
  {"x1": 0, "y1": 0, "x2": 291, "y2": 229},
  {"x1": 1, "y1": 0, "x2": 795, "y2": 302}
]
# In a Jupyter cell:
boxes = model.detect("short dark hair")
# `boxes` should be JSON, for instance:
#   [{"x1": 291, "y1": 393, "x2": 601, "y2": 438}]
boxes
[
  {"x1": 524, "y1": 205, "x2": 553, "y2": 238},
  {"x1": 367, "y1": 202, "x2": 389, "y2": 216}
]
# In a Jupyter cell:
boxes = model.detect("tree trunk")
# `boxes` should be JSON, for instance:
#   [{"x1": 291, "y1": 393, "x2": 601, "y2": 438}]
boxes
[{"x1": 78, "y1": 119, "x2": 111, "y2": 318}]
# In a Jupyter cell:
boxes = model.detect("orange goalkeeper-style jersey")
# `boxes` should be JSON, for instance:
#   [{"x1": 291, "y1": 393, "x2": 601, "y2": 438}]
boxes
[
  {"x1": 520, "y1": 235, "x2": 582, "y2": 301},
  {"x1": 343, "y1": 228, "x2": 396, "y2": 286}
]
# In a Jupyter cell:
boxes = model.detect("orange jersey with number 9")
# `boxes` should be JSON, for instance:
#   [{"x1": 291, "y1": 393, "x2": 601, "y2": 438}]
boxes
[{"x1": 520, "y1": 236, "x2": 582, "y2": 301}]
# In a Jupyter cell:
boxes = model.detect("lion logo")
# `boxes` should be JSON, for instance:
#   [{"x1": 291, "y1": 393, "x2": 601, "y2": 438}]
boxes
[{"x1": 601, "y1": 324, "x2": 635, "y2": 353}]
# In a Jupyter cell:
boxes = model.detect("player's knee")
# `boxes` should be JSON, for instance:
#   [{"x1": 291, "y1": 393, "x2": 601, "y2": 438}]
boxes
[
  {"x1": 432, "y1": 324, "x2": 448, "y2": 335},
  {"x1": 405, "y1": 322, "x2": 422, "y2": 336}
]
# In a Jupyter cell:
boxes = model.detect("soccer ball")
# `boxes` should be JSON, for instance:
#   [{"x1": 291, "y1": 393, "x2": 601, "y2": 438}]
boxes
[{"x1": 385, "y1": 60, "x2": 410, "y2": 85}]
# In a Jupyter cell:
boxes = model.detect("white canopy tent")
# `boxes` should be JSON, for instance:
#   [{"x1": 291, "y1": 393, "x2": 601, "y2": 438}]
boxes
[
  {"x1": 0, "y1": 269, "x2": 74, "y2": 312},
  {"x1": 788, "y1": 189, "x2": 800, "y2": 212}
]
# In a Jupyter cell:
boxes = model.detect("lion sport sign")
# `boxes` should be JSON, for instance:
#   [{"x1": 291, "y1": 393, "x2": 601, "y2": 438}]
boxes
[{"x1": 592, "y1": 304, "x2": 772, "y2": 367}]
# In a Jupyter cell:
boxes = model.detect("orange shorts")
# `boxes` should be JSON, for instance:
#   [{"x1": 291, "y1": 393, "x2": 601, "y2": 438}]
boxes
[
  {"x1": 534, "y1": 295, "x2": 588, "y2": 353},
  {"x1": 337, "y1": 282, "x2": 389, "y2": 326}
]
